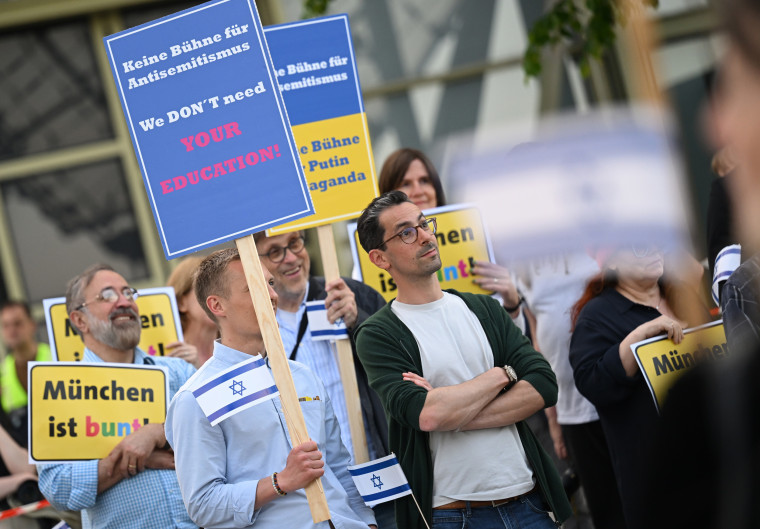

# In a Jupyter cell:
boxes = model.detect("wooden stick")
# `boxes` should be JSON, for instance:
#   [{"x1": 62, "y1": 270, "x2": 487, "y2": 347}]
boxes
[
  {"x1": 410, "y1": 493, "x2": 431, "y2": 529},
  {"x1": 316, "y1": 225, "x2": 370, "y2": 464},
  {"x1": 235, "y1": 235, "x2": 330, "y2": 523}
]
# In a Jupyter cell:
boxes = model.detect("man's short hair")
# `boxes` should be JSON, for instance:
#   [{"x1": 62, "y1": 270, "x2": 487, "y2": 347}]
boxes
[
  {"x1": 195, "y1": 248, "x2": 240, "y2": 322},
  {"x1": 65, "y1": 263, "x2": 116, "y2": 336},
  {"x1": 357, "y1": 190, "x2": 413, "y2": 253},
  {"x1": 0, "y1": 300, "x2": 32, "y2": 320}
]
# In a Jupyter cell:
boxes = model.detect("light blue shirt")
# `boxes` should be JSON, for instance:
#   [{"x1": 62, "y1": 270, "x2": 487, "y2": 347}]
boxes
[
  {"x1": 278, "y1": 282, "x2": 377, "y2": 461},
  {"x1": 165, "y1": 341, "x2": 376, "y2": 529},
  {"x1": 37, "y1": 347, "x2": 197, "y2": 529}
]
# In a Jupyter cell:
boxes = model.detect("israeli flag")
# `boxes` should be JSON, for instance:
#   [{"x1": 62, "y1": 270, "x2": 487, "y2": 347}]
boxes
[
  {"x1": 192, "y1": 356, "x2": 278, "y2": 426},
  {"x1": 306, "y1": 300, "x2": 348, "y2": 340},
  {"x1": 712, "y1": 244, "x2": 741, "y2": 305},
  {"x1": 348, "y1": 454, "x2": 412, "y2": 507}
]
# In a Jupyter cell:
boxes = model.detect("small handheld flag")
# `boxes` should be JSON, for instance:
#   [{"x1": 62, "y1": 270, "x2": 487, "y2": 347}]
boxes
[
  {"x1": 192, "y1": 355, "x2": 279, "y2": 426},
  {"x1": 306, "y1": 300, "x2": 349, "y2": 340},
  {"x1": 347, "y1": 453, "x2": 412, "y2": 507}
]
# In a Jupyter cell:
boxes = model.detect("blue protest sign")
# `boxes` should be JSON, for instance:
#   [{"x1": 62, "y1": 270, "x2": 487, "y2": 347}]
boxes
[
  {"x1": 263, "y1": 15, "x2": 379, "y2": 233},
  {"x1": 104, "y1": 0, "x2": 314, "y2": 259}
]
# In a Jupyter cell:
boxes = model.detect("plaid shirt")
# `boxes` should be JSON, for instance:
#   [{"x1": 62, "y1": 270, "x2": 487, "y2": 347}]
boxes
[
  {"x1": 38, "y1": 348, "x2": 197, "y2": 529},
  {"x1": 721, "y1": 253, "x2": 760, "y2": 355}
]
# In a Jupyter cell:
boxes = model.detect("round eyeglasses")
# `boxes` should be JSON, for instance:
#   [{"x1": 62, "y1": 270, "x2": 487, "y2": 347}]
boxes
[
  {"x1": 76, "y1": 286, "x2": 139, "y2": 311},
  {"x1": 379, "y1": 217, "x2": 437, "y2": 248},
  {"x1": 259, "y1": 236, "x2": 306, "y2": 263}
]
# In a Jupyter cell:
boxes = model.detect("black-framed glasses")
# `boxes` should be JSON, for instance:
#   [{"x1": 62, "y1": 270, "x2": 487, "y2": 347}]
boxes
[
  {"x1": 259, "y1": 236, "x2": 306, "y2": 263},
  {"x1": 379, "y1": 217, "x2": 437, "y2": 248},
  {"x1": 76, "y1": 286, "x2": 139, "y2": 311}
]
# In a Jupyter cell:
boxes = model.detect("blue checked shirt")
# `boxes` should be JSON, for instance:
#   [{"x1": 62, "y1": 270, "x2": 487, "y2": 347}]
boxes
[
  {"x1": 277, "y1": 282, "x2": 377, "y2": 462},
  {"x1": 37, "y1": 347, "x2": 197, "y2": 529}
]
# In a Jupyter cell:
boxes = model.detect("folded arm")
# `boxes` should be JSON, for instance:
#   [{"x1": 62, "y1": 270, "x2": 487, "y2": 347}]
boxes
[{"x1": 409, "y1": 367, "x2": 510, "y2": 432}]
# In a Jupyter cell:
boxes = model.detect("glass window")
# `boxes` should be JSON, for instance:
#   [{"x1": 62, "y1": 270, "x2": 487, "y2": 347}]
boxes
[
  {"x1": 2, "y1": 159, "x2": 148, "y2": 302},
  {"x1": 0, "y1": 21, "x2": 112, "y2": 160}
]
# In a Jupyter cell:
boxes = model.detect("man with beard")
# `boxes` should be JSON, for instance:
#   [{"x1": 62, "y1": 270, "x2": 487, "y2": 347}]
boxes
[
  {"x1": 37, "y1": 264, "x2": 197, "y2": 529},
  {"x1": 354, "y1": 191, "x2": 571, "y2": 529}
]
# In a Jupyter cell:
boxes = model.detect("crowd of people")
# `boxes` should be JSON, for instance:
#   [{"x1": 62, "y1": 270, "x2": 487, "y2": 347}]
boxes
[{"x1": 0, "y1": 1, "x2": 759, "y2": 528}]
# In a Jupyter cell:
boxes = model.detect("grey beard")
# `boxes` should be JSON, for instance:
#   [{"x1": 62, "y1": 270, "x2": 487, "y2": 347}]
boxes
[{"x1": 87, "y1": 311, "x2": 141, "y2": 351}]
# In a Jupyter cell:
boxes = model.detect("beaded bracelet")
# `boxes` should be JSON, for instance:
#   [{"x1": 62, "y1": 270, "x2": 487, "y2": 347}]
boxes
[{"x1": 271, "y1": 472, "x2": 287, "y2": 496}]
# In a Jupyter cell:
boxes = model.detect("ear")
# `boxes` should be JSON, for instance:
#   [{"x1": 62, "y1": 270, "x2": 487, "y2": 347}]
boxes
[
  {"x1": 206, "y1": 295, "x2": 225, "y2": 320},
  {"x1": 368, "y1": 248, "x2": 391, "y2": 271},
  {"x1": 69, "y1": 311, "x2": 88, "y2": 334},
  {"x1": 176, "y1": 293, "x2": 188, "y2": 313}
]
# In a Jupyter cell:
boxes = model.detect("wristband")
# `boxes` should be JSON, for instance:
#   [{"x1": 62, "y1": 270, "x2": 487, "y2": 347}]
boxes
[
  {"x1": 504, "y1": 296, "x2": 523, "y2": 313},
  {"x1": 272, "y1": 472, "x2": 287, "y2": 496}
]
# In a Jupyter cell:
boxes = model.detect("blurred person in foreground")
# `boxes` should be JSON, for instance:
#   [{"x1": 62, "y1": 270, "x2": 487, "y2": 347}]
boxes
[
  {"x1": 569, "y1": 246, "x2": 708, "y2": 529},
  {"x1": 167, "y1": 256, "x2": 217, "y2": 367},
  {"x1": 645, "y1": 0, "x2": 760, "y2": 527}
]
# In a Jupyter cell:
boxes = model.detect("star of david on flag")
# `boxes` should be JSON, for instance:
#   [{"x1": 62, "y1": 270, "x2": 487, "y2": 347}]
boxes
[
  {"x1": 347, "y1": 454, "x2": 412, "y2": 507},
  {"x1": 192, "y1": 355, "x2": 278, "y2": 426}
]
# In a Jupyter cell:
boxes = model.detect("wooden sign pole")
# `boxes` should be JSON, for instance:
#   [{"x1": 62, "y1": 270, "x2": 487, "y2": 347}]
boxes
[
  {"x1": 316, "y1": 225, "x2": 370, "y2": 464},
  {"x1": 235, "y1": 235, "x2": 331, "y2": 523}
]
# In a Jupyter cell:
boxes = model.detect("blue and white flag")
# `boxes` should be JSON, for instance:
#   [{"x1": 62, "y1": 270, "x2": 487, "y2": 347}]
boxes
[
  {"x1": 306, "y1": 300, "x2": 348, "y2": 341},
  {"x1": 192, "y1": 355, "x2": 278, "y2": 426},
  {"x1": 348, "y1": 454, "x2": 412, "y2": 507}
]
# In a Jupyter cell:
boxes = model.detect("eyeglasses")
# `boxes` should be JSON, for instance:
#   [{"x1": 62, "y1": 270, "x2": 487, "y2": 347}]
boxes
[
  {"x1": 76, "y1": 286, "x2": 139, "y2": 311},
  {"x1": 259, "y1": 236, "x2": 306, "y2": 263},
  {"x1": 379, "y1": 218, "x2": 437, "y2": 248}
]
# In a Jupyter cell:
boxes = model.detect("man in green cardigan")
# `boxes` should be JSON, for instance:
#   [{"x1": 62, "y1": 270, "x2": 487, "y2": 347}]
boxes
[{"x1": 354, "y1": 191, "x2": 571, "y2": 529}]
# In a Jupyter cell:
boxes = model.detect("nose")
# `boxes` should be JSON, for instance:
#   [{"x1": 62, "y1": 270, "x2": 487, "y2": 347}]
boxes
[
  {"x1": 268, "y1": 283, "x2": 279, "y2": 309},
  {"x1": 281, "y1": 247, "x2": 299, "y2": 264},
  {"x1": 418, "y1": 225, "x2": 436, "y2": 245},
  {"x1": 114, "y1": 289, "x2": 136, "y2": 308}
]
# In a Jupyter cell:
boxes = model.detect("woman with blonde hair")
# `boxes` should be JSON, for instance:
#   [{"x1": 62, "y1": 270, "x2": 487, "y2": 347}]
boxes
[{"x1": 167, "y1": 257, "x2": 217, "y2": 367}]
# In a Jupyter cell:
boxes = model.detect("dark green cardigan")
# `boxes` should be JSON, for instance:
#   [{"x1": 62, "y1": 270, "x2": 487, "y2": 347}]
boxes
[{"x1": 355, "y1": 290, "x2": 572, "y2": 529}]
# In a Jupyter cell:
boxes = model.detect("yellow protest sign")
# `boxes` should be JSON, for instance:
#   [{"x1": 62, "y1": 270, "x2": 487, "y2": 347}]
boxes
[
  {"x1": 42, "y1": 287, "x2": 183, "y2": 362},
  {"x1": 349, "y1": 204, "x2": 495, "y2": 302},
  {"x1": 266, "y1": 113, "x2": 378, "y2": 234},
  {"x1": 28, "y1": 362, "x2": 168, "y2": 463},
  {"x1": 631, "y1": 320, "x2": 728, "y2": 413}
]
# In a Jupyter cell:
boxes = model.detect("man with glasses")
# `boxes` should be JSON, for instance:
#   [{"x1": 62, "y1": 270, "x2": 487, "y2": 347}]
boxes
[
  {"x1": 253, "y1": 230, "x2": 393, "y2": 527},
  {"x1": 354, "y1": 191, "x2": 571, "y2": 529},
  {"x1": 37, "y1": 264, "x2": 197, "y2": 529}
]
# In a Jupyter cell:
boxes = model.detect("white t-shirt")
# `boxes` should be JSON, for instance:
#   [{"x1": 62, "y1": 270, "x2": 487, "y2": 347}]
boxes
[
  {"x1": 392, "y1": 293, "x2": 534, "y2": 506},
  {"x1": 516, "y1": 252, "x2": 599, "y2": 425}
]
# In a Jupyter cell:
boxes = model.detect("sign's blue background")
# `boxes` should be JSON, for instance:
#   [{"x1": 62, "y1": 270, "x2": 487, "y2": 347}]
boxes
[
  {"x1": 264, "y1": 15, "x2": 363, "y2": 126},
  {"x1": 104, "y1": 0, "x2": 313, "y2": 258}
]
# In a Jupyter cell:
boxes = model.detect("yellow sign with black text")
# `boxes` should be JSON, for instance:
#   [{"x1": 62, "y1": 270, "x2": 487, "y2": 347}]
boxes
[
  {"x1": 42, "y1": 287, "x2": 183, "y2": 362},
  {"x1": 631, "y1": 320, "x2": 728, "y2": 413},
  {"x1": 349, "y1": 204, "x2": 496, "y2": 302},
  {"x1": 267, "y1": 113, "x2": 378, "y2": 234},
  {"x1": 28, "y1": 362, "x2": 168, "y2": 463}
]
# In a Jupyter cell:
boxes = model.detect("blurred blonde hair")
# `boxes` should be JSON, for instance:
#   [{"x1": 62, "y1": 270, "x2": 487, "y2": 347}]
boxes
[{"x1": 167, "y1": 257, "x2": 204, "y2": 326}]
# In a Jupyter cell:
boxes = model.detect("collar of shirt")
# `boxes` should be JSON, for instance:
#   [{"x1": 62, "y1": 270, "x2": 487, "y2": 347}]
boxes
[{"x1": 82, "y1": 347, "x2": 150, "y2": 364}]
